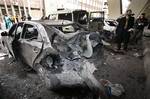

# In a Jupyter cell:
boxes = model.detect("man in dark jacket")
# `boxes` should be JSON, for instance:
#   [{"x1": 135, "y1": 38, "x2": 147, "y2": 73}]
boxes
[
  {"x1": 116, "y1": 9, "x2": 135, "y2": 51},
  {"x1": 133, "y1": 13, "x2": 148, "y2": 43}
]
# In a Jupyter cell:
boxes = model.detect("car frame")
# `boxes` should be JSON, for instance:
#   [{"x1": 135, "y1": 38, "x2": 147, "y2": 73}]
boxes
[{"x1": 1, "y1": 20, "x2": 106, "y2": 98}]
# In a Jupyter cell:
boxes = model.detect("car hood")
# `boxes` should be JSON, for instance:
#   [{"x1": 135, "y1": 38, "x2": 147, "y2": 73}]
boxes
[{"x1": 52, "y1": 31, "x2": 102, "y2": 58}]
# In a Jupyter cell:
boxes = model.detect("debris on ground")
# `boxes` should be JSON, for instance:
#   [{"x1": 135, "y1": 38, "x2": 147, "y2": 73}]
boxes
[
  {"x1": 103, "y1": 62, "x2": 107, "y2": 65},
  {"x1": 116, "y1": 57, "x2": 122, "y2": 60},
  {"x1": 111, "y1": 53, "x2": 115, "y2": 56},
  {"x1": 100, "y1": 79, "x2": 125, "y2": 97},
  {"x1": 133, "y1": 53, "x2": 140, "y2": 57},
  {"x1": 133, "y1": 53, "x2": 143, "y2": 58}
]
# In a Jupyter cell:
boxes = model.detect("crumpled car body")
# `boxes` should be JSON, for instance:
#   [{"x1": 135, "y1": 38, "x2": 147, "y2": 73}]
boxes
[{"x1": 1, "y1": 20, "x2": 105, "y2": 98}]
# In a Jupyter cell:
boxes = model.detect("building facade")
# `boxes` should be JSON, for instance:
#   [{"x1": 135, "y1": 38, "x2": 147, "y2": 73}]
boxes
[
  {"x1": 107, "y1": 0, "x2": 132, "y2": 19},
  {"x1": 107, "y1": 0, "x2": 122, "y2": 19},
  {"x1": 44, "y1": 0, "x2": 107, "y2": 17},
  {"x1": 0, "y1": 0, "x2": 44, "y2": 22},
  {"x1": 128, "y1": 0, "x2": 149, "y2": 18}
]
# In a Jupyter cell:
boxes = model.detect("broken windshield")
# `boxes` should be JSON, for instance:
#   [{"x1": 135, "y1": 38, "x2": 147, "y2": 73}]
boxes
[
  {"x1": 44, "y1": 23, "x2": 85, "y2": 34},
  {"x1": 73, "y1": 11, "x2": 88, "y2": 25},
  {"x1": 58, "y1": 13, "x2": 72, "y2": 21}
]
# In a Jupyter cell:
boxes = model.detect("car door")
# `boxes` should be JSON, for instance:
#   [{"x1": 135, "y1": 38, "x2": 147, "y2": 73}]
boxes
[
  {"x1": 3, "y1": 24, "x2": 17, "y2": 58},
  {"x1": 19, "y1": 23, "x2": 42, "y2": 67}
]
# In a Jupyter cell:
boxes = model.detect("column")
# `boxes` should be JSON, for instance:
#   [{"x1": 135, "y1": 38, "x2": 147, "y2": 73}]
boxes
[
  {"x1": 0, "y1": 7, "x2": 3, "y2": 21},
  {"x1": 27, "y1": 0, "x2": 31, "y2": 14},
  {"x1": 18, "y1": 0, "x2": 22, "y2": 17},
  {"x1": 23, "y1": 0, "x2": 27, "y2": 17},
  {"x1": 85, "y1": 0, "x2": 87, "y2": 10},
  {"x1": 81, "y1": 0, "x2": 83, "y2": 9},
  {"x1": 92, "y1": 0, "x2": 94, "y2": 11},
  {"x1": 42, "y1": 0, "x2": 46, "y2": 16},
  {"x1": 94, "y1": 0, "x2": 96, "y2": 10},
  {"x1": 3, "y1": 0, "x2": 9, "y2": 15},
  {"x1": 9, "y1": 0, "x2": 16, "y2": 16},
  {"x1": 18, "y1": 6, "x2": 22, "y2": 17},
  {"x1": 40, "y1": 0, "x2": 43, "y2": 17}
]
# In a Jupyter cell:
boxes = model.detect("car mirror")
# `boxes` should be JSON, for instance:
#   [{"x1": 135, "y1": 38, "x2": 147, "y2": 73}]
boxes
[{"x1": 1, "y1": 31, "x2": 8, "y2": 36}]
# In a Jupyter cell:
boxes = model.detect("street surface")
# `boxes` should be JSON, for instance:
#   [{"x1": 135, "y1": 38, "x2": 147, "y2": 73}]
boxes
[{"x1": 0, "y1": 43, "x2": 146, "y2": 99}]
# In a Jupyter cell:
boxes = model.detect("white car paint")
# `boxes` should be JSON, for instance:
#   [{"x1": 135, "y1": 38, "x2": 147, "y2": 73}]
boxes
[{"x1": 103, "y1": 19, "x2": 118, "y2": 33}]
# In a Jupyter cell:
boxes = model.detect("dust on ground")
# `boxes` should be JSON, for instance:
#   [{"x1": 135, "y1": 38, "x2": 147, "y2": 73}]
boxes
[{"x1": 0, "y1": 43, "x2": 146, "y2": 99}]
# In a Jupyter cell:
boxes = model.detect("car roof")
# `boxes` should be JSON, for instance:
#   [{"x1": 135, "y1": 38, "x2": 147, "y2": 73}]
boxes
[
  {"x1": 22, "y1": 20, "x2": 74, "y2": 26},
  {"x1": 49, "y1": 9, "x2": 87, "y2": 14}
]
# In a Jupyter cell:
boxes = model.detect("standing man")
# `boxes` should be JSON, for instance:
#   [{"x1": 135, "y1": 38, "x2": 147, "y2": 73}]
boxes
[
  {"x1": 4, "y1": 14, "x2": 13, "y2": 29},
  {"x1": 134, "y1": 13, "x2": 148, "y2": 44},
  {"x1": 116, "y1": 9, "x2": 135, "y2": 51}
]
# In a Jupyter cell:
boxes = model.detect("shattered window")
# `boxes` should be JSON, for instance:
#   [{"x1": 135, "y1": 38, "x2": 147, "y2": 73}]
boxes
[
  {"x1": 61, "y1": 24, "x2": 86, "y2": 33},
  {"x1": 15, "y1": 22, "x2": 24, "y2": 39},
  {"x1": 49, "y1": 14, "x2": 57, "y2": 20},
  {"x1": 22, "y1": 24, "x2": 38, "y2": 40},
  {"x1": 73, "y1": 11, "x2": 88, "y2": 25},
  {"x1": 57, "y1": 25, "x2": 79, "y2": 33},
  {"x1": 62, "y1": 25, "x2": 75, "y2": 33}
]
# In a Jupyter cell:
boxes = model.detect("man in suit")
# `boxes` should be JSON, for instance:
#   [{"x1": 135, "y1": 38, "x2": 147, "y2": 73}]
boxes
[{"x1": 116, "y1": 9, "x2": 135, "y2": 51}]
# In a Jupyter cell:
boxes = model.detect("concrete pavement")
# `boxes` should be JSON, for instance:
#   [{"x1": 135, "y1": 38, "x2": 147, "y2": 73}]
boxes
[{"x1": 143, "y1": 37, "x2": 150, "y2": 99}]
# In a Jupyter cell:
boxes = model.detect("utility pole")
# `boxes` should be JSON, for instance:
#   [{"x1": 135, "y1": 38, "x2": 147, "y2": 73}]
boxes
[
  {"x1": 42, "y1": 0, "x2": 46, "y2": 16},
  {"x1": 120, "y1": 0, "x2": 122, "y2": 14}
]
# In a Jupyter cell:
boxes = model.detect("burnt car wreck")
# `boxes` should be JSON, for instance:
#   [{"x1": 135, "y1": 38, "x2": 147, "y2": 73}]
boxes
[{"x1": 1, "y1": 20, "x2": 105, "y2": 98}]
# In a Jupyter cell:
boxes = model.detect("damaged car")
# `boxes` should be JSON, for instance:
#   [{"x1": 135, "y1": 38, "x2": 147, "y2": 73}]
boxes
[
  {"x1": 103, "y1": 19, "x2": 118, "y2": 42},
  {"x1": 1, "y1": 20, "x2": 106, "y2": 98}
]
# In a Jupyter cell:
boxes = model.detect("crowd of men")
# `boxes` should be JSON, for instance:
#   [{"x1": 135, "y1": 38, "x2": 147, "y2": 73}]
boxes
[{"x1": 115, "y1": 9, "x2": 148, "y2": 52}]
